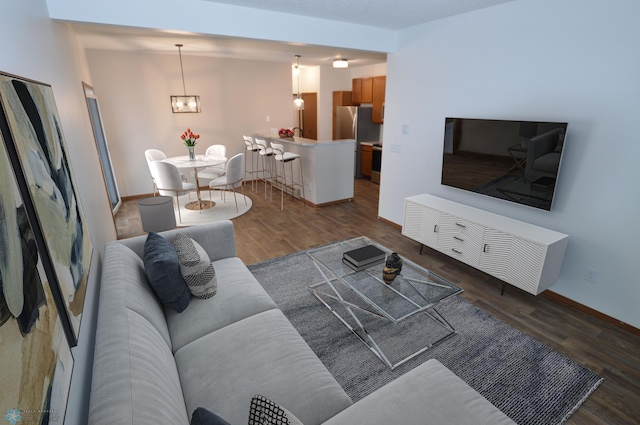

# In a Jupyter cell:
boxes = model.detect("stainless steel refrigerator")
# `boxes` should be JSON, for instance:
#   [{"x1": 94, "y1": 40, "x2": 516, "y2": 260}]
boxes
[{"x1": 335, "y1": 106, "x2": 381, "y2": 177}]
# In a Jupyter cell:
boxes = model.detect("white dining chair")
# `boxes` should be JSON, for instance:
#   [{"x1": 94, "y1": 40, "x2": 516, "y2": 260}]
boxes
[
  {"x1": 198, "y1": 144, "x2": 227, "y2": 184},
  {"x1": 150, "y1": 161, "x2": 196, "y2": 223},
  {"x1": 208, "y1": 153, "x2": 246, "y2": 212},
  {"x1": 145, "y1": 149, "x2": 187, "y2": 195}
]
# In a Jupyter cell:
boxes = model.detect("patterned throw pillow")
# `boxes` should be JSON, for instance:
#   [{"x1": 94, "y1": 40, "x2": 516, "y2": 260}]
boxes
[
  {"x1": 173, "y1": 233, "x2": 217, "y2": 299},
  {"x1": 248, "y1": 395, "x2": 304, "y2": 425}
]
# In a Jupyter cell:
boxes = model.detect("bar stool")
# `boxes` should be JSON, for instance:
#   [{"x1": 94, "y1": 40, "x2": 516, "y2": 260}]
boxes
[
  {"x1": 270, "y1": 142, "x2": 305, "y2": 211},
  {"x1": 243, "y1": 135, "x2": 260, "y2": 192},
  {"x1": 254, "y1": 137, "x2": 274, "y2": 201}
]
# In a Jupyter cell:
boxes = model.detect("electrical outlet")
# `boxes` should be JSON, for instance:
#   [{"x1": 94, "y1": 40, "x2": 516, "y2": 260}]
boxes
[
  {"x1": 391, "y1": 144, "x2": 402, "y2": 153},
  {"x1": 585, "y1": 268, "x2": 598, "y2": 282},
  {"x1": 266, "y1": 115, "x2": 270, "y2": 122}
]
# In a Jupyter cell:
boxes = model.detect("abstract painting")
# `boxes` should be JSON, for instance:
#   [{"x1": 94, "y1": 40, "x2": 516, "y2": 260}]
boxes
[
  {"x1": 0, "y1": 72, "x2": 93, "y2": 346},
  {"x1": 0, "y1": 132, "x2": 74, "y2": 424}
]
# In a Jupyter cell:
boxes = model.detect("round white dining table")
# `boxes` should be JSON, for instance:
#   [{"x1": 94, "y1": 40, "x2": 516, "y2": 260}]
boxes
[{"x1": 162, "y1": 154, "x2": 227, "y2": 210}]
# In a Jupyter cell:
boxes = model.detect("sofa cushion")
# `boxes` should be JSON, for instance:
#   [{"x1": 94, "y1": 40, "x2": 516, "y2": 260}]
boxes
[
  {"x1": 143, "y1": 232, "x2": 191, "y2": 312},
  {"x1": 103, "y1": 242, "x2": 172, "y2": 348},
  {"x1": 322, "y1": 359, "x2": 516, "y2": 425},
  {"x1": 249, "y1": 395, "x2": 303, "y2": 425},
  {"x1": 174, "y1": 309, "x2": 352, "y2": 425},
  {"x1": 89, "y1": 243, "x2": 189, "y2": 425},
  {"x1": 174, "y1": 233, "x2": 218, "y2": 299},
  {"x1": 165, "y1": 257, "x2": 278, "y2": 352},
  {"x1": 190, "y1": 407, "x2": 230, "y2": 425}
]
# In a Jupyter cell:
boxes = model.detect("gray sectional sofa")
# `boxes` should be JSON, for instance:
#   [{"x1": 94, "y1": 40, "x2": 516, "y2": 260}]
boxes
[{"x1": 89, "y1": 220, "x2": 515, "y2": 425}]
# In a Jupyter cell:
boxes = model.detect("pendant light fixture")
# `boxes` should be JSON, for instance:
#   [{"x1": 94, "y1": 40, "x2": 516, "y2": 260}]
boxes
[
  {"x1": 293, "y1": 55, "x2": 304, "y2": 111},
  {"x1": 170, "y1": 43, "x2": 201, "y2": 113}
]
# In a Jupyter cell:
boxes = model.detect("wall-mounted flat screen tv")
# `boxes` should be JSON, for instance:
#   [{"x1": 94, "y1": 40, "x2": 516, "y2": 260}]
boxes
[{"x1": 441, "y1": 117, "x2": 568, "y2": 211}]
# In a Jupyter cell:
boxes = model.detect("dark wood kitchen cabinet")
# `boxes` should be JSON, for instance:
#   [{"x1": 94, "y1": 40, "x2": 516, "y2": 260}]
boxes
[
  {"x1": 361, "y1": 144, "x2": 373, "y2": 177},
  {"x1": 352, "y1": 78, "x2": 362, "y2": 104},
  {"x1": 361, "y1": 77, "x2": 374, "y2": 103},
  {"x1": 352, "y1": 77, "x2": 373, "y2": 104},
  {"x1": 372, "y1": 76, "x2": 386, "y2": 124}
]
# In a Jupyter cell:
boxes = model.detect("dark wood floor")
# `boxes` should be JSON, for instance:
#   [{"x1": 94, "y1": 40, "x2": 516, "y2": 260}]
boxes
[{"x1": 115, "y1": 178, "x2": 640, "y2": 425}]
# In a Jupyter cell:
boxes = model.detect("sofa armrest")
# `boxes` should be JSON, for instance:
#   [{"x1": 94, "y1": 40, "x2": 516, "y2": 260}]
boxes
[
  {"x1": 118, "y1": 220, "x2": 236, "y2": 261},
  {"x1": 322, "y1": 359, "x2": 515, "y2": 425}
]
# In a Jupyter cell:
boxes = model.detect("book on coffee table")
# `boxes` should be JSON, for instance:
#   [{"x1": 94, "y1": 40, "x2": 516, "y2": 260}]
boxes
[
  {"x1": 343, "y1": 245, "x2": 386, "y2": 267},
  {"x1": 342, "y1": 256, "x2": 384, "y2": 272}
]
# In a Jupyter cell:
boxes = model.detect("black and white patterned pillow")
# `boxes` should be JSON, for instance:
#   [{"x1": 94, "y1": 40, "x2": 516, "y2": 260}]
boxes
[
  {"x1": 173, "y1": 233, "x2": 217, "y2": 299},
  {"x1": 248, "y1": 395, "x2": 303, "y2": 425}
]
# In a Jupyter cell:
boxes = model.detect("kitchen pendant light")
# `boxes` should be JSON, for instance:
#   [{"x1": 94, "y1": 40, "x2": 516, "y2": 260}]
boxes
[
  {"x1": 333, "y1": 58, "x2": 348, "y2": 68},
  {"x1": 170, "y1": 44, "x2": 201, "y2": 113},
  {"x1": 293, "y1": 55, "x2": 304, "y2": 111}
]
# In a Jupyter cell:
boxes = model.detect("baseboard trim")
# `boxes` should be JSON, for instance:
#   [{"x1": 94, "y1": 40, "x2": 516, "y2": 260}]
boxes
[
  {"x1": 122, "y1": 193, "x2": 155, "y2": 202},
  {"x1": 377, "y1": 216, "x2": 402, "y2": 230},
  {"x1": 542, "y1": 291, "x2": 640, "y2": 336}
]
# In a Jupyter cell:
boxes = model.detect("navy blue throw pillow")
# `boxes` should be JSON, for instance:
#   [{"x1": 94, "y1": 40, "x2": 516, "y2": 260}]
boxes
[
  {"x1": 191, "y1": 407, "x2": 230, "y2": 425},
  {"x1": 143, "y1": 232, "x2": 190, "y2": 312}
]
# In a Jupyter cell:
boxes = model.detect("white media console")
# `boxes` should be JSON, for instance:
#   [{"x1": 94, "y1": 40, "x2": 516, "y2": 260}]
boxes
[{"x1": 402, "y1": 194, "x2": 569, "y2": 295}]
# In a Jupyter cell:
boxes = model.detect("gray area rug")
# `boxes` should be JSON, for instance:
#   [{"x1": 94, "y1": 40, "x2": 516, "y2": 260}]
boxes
[{"x1": 248, "y1": 242, "x2": 603, "y2": 425}]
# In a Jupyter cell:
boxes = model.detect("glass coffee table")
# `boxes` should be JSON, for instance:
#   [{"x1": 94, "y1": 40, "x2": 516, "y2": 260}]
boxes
[{"x1": 307, "y1": 237, "x2": 462, "y2": 369}]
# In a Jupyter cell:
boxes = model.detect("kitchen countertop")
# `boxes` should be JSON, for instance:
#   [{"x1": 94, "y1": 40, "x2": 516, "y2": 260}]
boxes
[
  {"x1": 254, "y1": 134, "x2": 355, "y2": 147},
  {"x1": 360, "y1": 141, "x2": 383, "y2": 147}
]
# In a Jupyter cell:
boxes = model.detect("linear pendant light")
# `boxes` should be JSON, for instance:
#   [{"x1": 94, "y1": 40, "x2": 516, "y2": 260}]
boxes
[
  {"x1": 170, "y1": 43, "x2": 201, "y2": 113},
  {"x1": 293, "y1": 55, "x2": 304, "y2": 111}
]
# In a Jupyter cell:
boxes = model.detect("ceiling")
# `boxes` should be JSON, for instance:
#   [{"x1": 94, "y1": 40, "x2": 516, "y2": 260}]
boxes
[
  {"x1": 70, "y1": 0, "x2": 517, "y2": 67},
  {"x1": 200, "y1": 0, "x2": 516, "y2": 30}
]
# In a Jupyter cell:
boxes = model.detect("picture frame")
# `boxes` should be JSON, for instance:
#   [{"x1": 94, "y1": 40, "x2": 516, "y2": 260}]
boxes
[
  {"x1": 0, "y1": 71, "x2": 93, "y2": 347},
  {"x1": 0, "y1": 130, "x2": 75, "y2": 425}
]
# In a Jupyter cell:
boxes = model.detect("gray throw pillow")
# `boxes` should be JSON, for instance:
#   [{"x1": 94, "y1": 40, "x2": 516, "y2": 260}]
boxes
[
  {"x1": 190, "y1": 407, "x2": 230, "y2": 425},
  {"x1": 143, "y1": 232, "x2": 190, "y2": 312},
  {"x1": 248, "y1": 395, "x2": 304, "y2": 425},
  {"x1": 173, "y1": 233, "x2": 217, "y2": 299}
]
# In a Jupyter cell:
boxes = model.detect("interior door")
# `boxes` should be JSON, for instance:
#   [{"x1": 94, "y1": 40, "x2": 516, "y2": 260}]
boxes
[{"x1": 300, "y1": 92, "x2": 317, "y2": 140}]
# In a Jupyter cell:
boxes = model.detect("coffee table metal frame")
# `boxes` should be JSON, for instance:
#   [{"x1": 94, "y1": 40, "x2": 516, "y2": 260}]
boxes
[{"x1": 306, "y1": 237, "x2": 463, "y2": 369}]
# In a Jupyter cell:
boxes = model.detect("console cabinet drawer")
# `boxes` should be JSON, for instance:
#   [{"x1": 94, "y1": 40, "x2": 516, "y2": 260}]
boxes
[{"x1": 436, "y1": 214, "x2": 484, "y2": 267}]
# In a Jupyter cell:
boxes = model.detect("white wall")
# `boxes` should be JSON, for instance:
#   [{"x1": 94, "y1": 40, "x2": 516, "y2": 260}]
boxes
[
  {"x1": 0, "y1": 1, "x2": 117, "y2": 424},
  {"x1": 380, "y1": 0, "x2": 640, "y2": 328},
  {"x1": 85, "y1": 50, "x2": 294, "y2": 196}
]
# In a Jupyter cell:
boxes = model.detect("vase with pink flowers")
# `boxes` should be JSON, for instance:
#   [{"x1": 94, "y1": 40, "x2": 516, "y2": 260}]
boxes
[{"x1": 181, "y1": 128, "x2": 200, "y2": 160}]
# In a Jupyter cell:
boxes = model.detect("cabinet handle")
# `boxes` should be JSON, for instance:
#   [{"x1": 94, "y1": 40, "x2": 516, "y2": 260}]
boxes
[
  {"x1": 455, "y1": 222, "x2": 466, "y2": 228},
  {"x1": 453, "y1": 236, "x2": 464, "y2": 242},
  {"x1": 451, "y1": 248, "x2": 462, "y2": 254},
  {"x1": 483, "y1": 244, "x2": 488, "y2": 253},
  {"x1": 433, "y1": 225, "x2": 438, "y2": 233}
]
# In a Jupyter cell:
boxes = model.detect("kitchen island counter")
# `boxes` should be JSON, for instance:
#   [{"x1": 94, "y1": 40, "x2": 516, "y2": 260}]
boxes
[{"x1": 253, "y1": 134, "x2": 355, "y2": 206}]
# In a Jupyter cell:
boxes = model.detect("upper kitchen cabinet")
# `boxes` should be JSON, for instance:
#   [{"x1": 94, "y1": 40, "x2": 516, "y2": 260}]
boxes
[
  {"x1": 352, "y1": 77, "x2": 373, "y2": 104},
  {"x1": 361, "y1": 77, "x2": 374, "y2": 103},
  {"x1": 352, "y1": 76, "x2": 385, "y2": 123},
  {"x1": 372, "y1": 76, "x2": 386, "y2": 124},
  {"x1": 352, "y1": 78, "x2": 362, "y2": 104}
]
